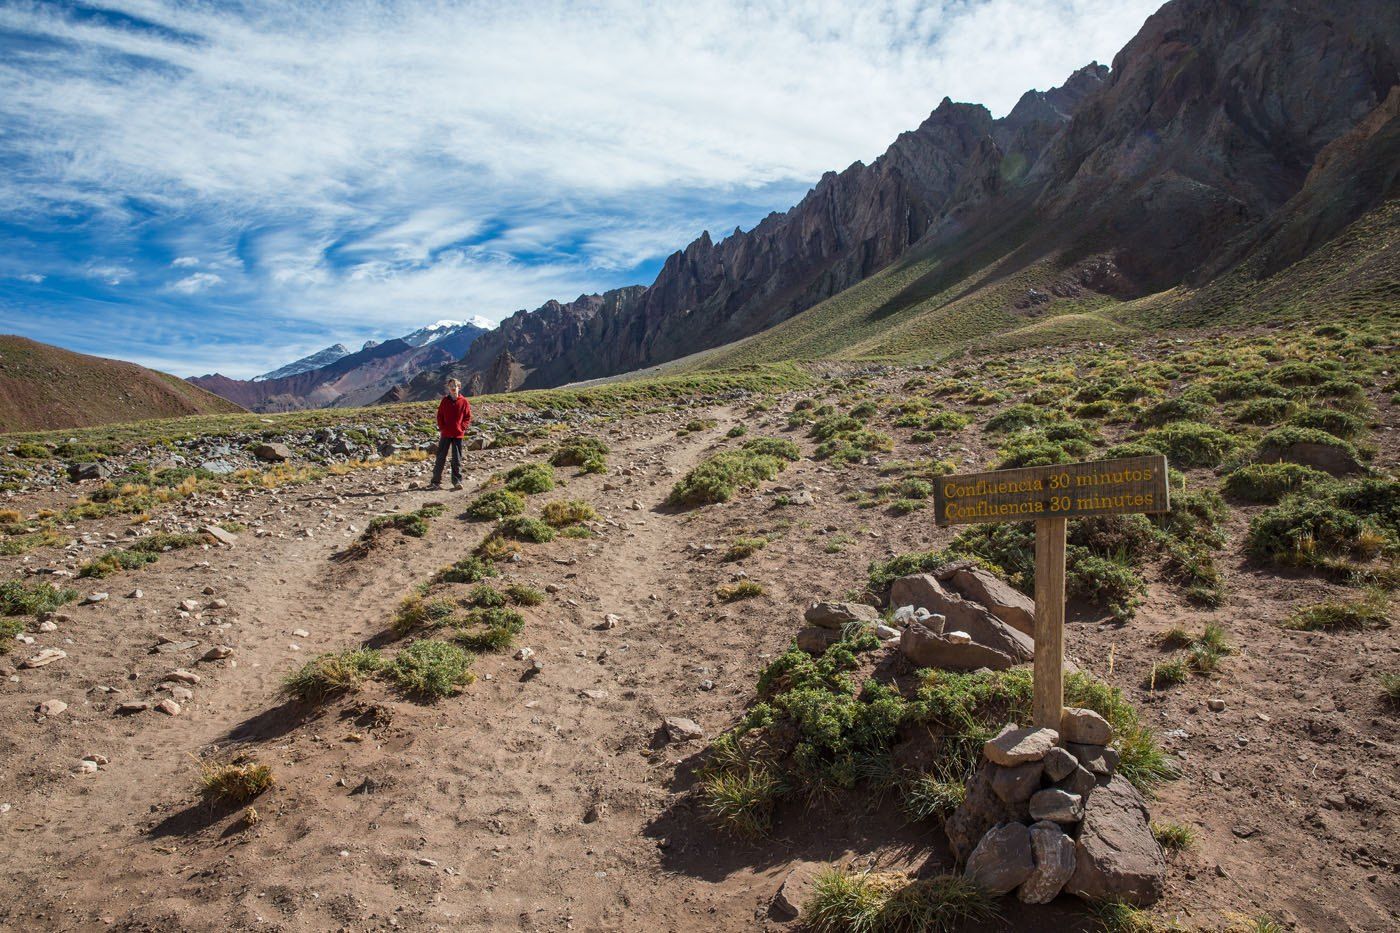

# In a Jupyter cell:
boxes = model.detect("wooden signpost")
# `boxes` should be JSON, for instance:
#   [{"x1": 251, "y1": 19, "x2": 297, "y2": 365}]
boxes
[{"x1": 934, "y1": 454, "x2": 1170, "y2": 730}]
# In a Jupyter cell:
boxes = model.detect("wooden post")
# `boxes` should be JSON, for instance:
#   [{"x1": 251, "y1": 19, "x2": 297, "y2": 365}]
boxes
[{"x1": 1033, "y1": 516, "x2": 1066, "y2": 731}]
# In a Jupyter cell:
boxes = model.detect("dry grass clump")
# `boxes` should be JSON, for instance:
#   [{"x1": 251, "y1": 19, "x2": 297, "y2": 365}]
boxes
[{"x1": 198, "y1": 757, "x2": 275, "y2": 805}]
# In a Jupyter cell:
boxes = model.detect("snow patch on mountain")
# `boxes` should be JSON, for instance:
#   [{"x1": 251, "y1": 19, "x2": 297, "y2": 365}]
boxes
[{"x1": 254, "y1": 344, "x2": 352, "y2": 382}]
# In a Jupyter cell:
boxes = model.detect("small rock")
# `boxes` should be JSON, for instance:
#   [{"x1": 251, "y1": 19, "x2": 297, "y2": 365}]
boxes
[
  {"x1": 165, "y1": 669, "x2": 201, "y2": 685},
  {"x1": 803, "y1": 601, "x2": 880, "y2": 630},
  {"x1": 663, "y1": 716, "x2": 704, "y2": 743},
  {"x1": 991, "y1": 761, "x2": 1044, "y2": 804},
  {"x1": 1207, "y1": 698, "x2": 1226, "y2": 712},
  {"x1": 1019, "y1": 821, "x2": 1076, "y2": 904},
  {"x1": 128, "y1": 589, "x2": 143, "y2": 599},
  {"x1": 21, "y1": 648, "x2": 67, "y2": 669},
  {"x1": 83, "y1": 592, "x2": 109, "y2": 605},
  {"x1": 116, "y1": 701, "x2": 150, "y2": 715},
  {"x1": 1060, "y1": 707, "x2": 1113, "y2": 745},
  {"x1": 154, "y1": 698, "x2": 181, "y2": 715},
  {"x1": 1030, "y1": 788, "x2": 1085, "y2": 824},
  {"x1": 75, "y1": 759, "x2": 99, "y2": 774},
  {"x1": 945, "y1": 630, "x2": 972, "y2": 645},
  {"x1": 600, "y1": 614, "x2": 621, "y2": 629},
  {"x1": 1067, "y1": 742, "x2": 1120, "y2": 777},
  {"x1": 37, "y1": 699, "x2": 68, "y2": 716},
  {"x1": 796, "y1": 626, "x2": 842, "y2": 655},
  {"x1": 514, "y1": 647, "x2": 535, "y2": 661},
  {"x1": 83, "y1": 753, "x2": 109, "y2": 765},
  {"x1": 771, "y1": 862, "x2": 823, "y2": 920},
  {"x1": 201, "y1": 645, "x2": 233, "y2": 661},
  {"x1": 1056, "y1": 765, "x2": 1098, "y2": 797},
  {"x1": 202, "y1": 524, "x2": 238, "y2": 547},
  {"x1": 1042, "y1": 747, "x2": 1078, "y2": 782},
  {"x1": 179, "y1": 599, "x2": 200, "y2": 613},
  {"x1": 983, "y1": 725, "x2": 1058, "y2": 766},
  {"x1": 417, "y1": 857, "x2": 439, "y2": 867},
  {"x1": 292, "y1": 629, "x2": 310, "y2": 638},
  {"x1": 965, "y1": 822, "x2": 1035, "y2": 894}
]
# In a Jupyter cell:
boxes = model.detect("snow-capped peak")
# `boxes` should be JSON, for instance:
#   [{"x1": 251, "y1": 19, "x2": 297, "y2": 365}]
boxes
[{"x1": 468, "y1": 316, "x2": 495, "y2": 330}]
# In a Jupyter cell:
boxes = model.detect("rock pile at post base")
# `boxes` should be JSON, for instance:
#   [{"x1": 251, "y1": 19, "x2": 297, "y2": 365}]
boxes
[{"x1": 948, "y1": 712, "x2": 1165, "y2": 906}]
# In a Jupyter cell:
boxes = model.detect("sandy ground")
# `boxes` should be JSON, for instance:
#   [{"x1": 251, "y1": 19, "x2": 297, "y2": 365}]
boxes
[{"x1": 0, "y1": 382, "x2": 1396, "y2": 932}]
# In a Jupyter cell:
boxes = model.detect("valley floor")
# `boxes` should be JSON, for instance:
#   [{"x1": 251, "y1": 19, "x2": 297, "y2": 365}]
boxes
[{"x1": 0, "y1": 360, "x2": 1396, "y2": 932}]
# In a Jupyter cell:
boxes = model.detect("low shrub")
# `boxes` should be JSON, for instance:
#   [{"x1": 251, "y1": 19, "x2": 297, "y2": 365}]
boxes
[
  {"x1": 502, "y1": 462, "x2": 555, "y2": 494},
  {"x1": 466, "y1": 583, "x2": 506, "y2": 608},
  {"x1": 453, "y1": 606, "x2": 526, "y2": 651},
  {"x1": 1139, "y1": 397, "x2": 1212, "y2": 426},
  {"x1": 199, "y1": 758, "x2": 275, "y2": 805},
  {"x1": 542, "y1": 498, "x2": 598, "y2": 527},
  {"x1": 697, "y1": 762, "x2": 784, "y2": 838},
  {"x1": 0, "y1": 615, "x2": 24, "y2": 653},
  {"x1": 387, "y1": 639, "x2": 475, "y2": 699},
  {"x1": 985, "y1": 403, "x2": 1043, "y2": 433},
  {"x1": 367, "y1": 504, "x2": 445, "y2": 539},
  {"x1": 741, "y1": 437, "x2": 801, "y2": 461},
  {"x1": 1255, "y1": 426, "x2": 1358, "y2": 464},
  {"x1": 921, "y1": 411, "x2": 970, "y2": 432},
  {"x1": 805, "y1": 869, "x2": 998, "y2": 933},
  {"x1": 1222, "y1": 462, "x2": 1328, "y2": 503},
  {"x1": 1232, "y1": 397, "x2": 1296, "y2": 425},
  {"x1": 1381, "y1": 672, "x2": 1400, "y2": 705},
  {"x1": 1289, "y1": 408, "x2": 1367, "y2": 440},
  {"x1": 392, "y1": 595, "x2": 458, "y2": 635},
  {"x1": 1245, "y1": 495, "x2": 1370, "y2": 566},
  {"x1": 495, "y1": 516, "x2": 556, "y2": 543},
  {"x1": 78, "y1": 549, "x2": 159, "y2": 578},
  {"x1": 0, "y1": 579, "x2": 79, "y2": 616},
  {"x1": 504, "y1": 582, "x2": 545, "y2": 606},
  {"x1": 550, "y1": 436, "x2": 609, "y2": 468},
  {"x1": 464, "y1": 489, "x2": 526, "y2": 521},
  {"x1": 723, "y1": 536, "x2": 768, "y2": 561},
  {"x1": 1137, "y1": 421, "x2": 1241, "y2": 468},
  {"x1": 433, "y1": 555, "x2": 497, "y2": 584},
  {"x1": 668, "y1": 450, "x2": 788, "y2": 506},
  {"x1": 282, "y1": 648, "x2": 385, "y2": 702},
  {"x1": 1286, "y1": 591, "x2": 1391, "y2": 631},
  {"x1": 717, "y1": 580, "x2": 765, "y2": 601}
]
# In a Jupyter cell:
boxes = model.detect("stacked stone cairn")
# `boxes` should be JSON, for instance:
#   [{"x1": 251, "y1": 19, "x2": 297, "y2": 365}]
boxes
[{"x1": 947, "y1": 711, "x2": 1166, "y2": 906}]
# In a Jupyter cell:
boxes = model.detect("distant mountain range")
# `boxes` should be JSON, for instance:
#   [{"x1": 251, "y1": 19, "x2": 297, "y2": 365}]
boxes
[{"x1": 190, "y1": 319, "x2": 489, "y2": 413}]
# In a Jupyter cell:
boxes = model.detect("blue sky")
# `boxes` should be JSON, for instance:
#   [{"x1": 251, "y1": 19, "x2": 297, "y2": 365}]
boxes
[{"x1": 0, "y1": 0, "x2": 1159, "y2": 378}]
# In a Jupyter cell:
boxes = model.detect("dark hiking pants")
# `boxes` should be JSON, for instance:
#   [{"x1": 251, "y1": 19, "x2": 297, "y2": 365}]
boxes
[{"x1": 432, "y1": 437, "x2": 463, "y2": 485}]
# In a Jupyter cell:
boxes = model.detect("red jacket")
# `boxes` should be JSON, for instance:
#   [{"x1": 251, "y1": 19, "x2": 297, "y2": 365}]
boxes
[{"x1": 436, "y1": 394, "x2": 472, "y2": 438}]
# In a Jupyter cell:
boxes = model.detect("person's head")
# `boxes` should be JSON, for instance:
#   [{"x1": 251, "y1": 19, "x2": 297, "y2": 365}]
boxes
[{"x1": 445, "y1": 377, "x2": 460, "y2": 399}]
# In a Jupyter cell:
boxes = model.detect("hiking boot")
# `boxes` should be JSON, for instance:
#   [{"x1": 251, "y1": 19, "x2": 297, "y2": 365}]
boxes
[
  {"x1": 426, "y1": 482, "x2": 443, "y2": 491},
  {"x1": 451, "y1": 482, "x2": 463, "y2": 491}
]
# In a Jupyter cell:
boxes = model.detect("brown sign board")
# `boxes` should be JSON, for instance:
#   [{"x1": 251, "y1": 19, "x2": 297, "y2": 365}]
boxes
[{"x1": 933, "y1": 454, "x2": 1170, "y2": 527}]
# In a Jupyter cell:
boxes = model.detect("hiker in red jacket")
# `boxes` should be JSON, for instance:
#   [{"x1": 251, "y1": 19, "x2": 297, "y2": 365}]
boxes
[{"x1": 429, "y1": 377, "x2": 472, "y2": 490}]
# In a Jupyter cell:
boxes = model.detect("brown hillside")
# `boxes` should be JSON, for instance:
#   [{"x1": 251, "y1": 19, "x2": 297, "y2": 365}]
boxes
[{"x1": 0, "y1": 335, "x2": 243, "y2": 433}]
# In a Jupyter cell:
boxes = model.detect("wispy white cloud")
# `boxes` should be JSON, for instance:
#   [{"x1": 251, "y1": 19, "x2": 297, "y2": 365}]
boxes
[
  {"x1": 15, "y1": 273, "x2": 45, "y2": 284},
  {"x1": 0, "y1": 0, "x2": 1160, "y2": 375},
  {"x1": 167, "y1": 271, "x2": 223, "y2": 294}
]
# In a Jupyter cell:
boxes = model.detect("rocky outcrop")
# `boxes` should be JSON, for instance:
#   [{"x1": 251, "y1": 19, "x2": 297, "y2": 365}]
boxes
[{"x1": 891, "y1": 574, "x2": 1033, "y2": 668}]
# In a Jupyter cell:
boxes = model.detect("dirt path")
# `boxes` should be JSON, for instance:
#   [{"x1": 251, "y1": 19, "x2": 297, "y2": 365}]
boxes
[{"x1": 3, "y1": 372, "x2": 1397, "y2": 932}]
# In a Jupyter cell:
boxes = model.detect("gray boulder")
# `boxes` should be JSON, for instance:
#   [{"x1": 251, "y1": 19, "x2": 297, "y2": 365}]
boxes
[
  {"x1": 899, "y1": 622, "x2": 1020, "y2": 671},
  {"x1": 796, "y1": 626, "x2": 842, "y2": 655},
  {"x1": 251, "y1": 442, "x2": 293, "y2": 462},
  {"x1": 804, "y1": 601, "x2": 881, "y2": 630},
  {"x1": 1066, "y1": 775, "x2": 1166, "y2": 906},
  {"x1": 945, "y1": 763, "x2": 1029, "y2": 863},
  {"x1": 1256, "y1": 440, "x2": 1360, "y2": 475},
  {"x1": 199, "y1": 459, "x2": 237, "y2": 475},
  {"x1": 1019, "y1": 821, "x2": 1076, "y2": 904},
  {"x1": 67, "y1": 461, "x2": 113, "y2": 482},
  {"x1": 948, "y1": 568, "x2": 1036, "y2": 637},
  {"x1": 889, "y1": 575, "x2": 1033, "y2": 662},
  {"x1": 964, "y1": 822, "x2": 1035, "y2": 895},
  {"x1": 1055, "y1": 764, "x2": 1098, "y2": 797}
]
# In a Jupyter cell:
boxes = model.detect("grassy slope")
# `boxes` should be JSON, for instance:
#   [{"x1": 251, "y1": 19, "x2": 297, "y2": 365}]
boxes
[
  {"x1": 0, "y1": 335, "x2": 244, "y2": 433},
  {"x1": 671, "y1": 200, "x2": 1400, "y2": 372},
  {"x1": 0, "y1": 362, "x2": 811, "y2": 447}
]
